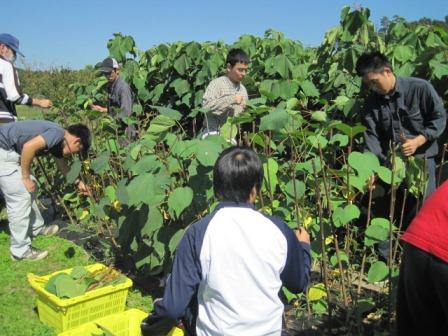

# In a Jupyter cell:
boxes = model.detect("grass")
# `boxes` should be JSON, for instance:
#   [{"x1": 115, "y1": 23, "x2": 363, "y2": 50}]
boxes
[
  {"x1": 0, "y1": 230, "x2": 153, "y2": 336},
  {"x1": 16, "y1": 105, "x2": 46, "y2": 120}
]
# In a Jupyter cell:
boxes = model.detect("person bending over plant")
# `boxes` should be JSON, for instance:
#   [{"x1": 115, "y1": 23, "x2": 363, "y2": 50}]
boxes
[{"x1": 0, "y1": 120, "x2": 91, "y2": 261}]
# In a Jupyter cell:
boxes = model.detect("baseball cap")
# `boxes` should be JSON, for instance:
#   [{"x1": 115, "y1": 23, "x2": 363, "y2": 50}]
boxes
[
  {"x1": 0, "y1": 33, "x2": 24, "y2": 57},
  {"x1": 100, "y1": 57, "x2": 119, "y2": 72}
]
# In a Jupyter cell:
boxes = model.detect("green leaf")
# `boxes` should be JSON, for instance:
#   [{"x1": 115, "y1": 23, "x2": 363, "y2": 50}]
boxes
[
  {"x1": 282, "y1": 287, "x2": 296, "y2": 303},
  {"x1": 195, "y1": 140, "x2": 221, "y2": 167},
  {"x1": 173, "y1": 54, "x2": 190, "y2": 75},
  {"x1": 307, "y1": 135, "x2": 328, "y2": 149},
  {"x1": 170, "y1": 78, "x2": 191, "y2": 97},
  {"x1": 332, "y1": 204, "x2": 360, "y2": 227},
  {"x1": 333, "y1": 96, "x2": 350, "y2": 109},
  {"x1": 66, "y1": 159, "x2": 81, "y2": 184},
  {"x1": 91, "y1": 153, "x2": 110, "y2": 174},
  {"x1": 367, "y1": 261, "x2": 389, "y2": 283},
  {"x1": 393, "y1": 45, "x2": 415, "y2": 63},
  {"x1": 334, "y1": 123, "x2": 366, "y2": 137},
  {"x1": 141, "y1": 207, "x2": 163, "y2": 237},
  {"x1": 300, "y1": 80, "x2": 319, "y2": 97},
  {"x1": 131, "y1": 155, "x2": 162, "y2": 174},
  {"x1": 169, "y1": 229, "x2": 185, "y2": 253},
  {"x1": 168, "y1": 187, "x2": 194, "y2": 219},
  {"x1": 274, "y1": 54, "x2": 294, "y2": 78},
  {"x1": 429, "y1": 60, "x2": 448, "y2": 80},
  {"x1": 284, "y1": 179, "x2": 306, "y2": 200},
  {"x1": 329, "y1": 134, "x2": 349, "y2": 146},
  {"x1": 348, "y1": 151, "x2": 379, "y2": 181},
  {"x1": 377, "y1": 166, "x2": 392, "y2": 184},
  {"x1": 308, "y1": 283, "x2": 327, "y2": 302},
  {"x1": 127, "y1": 173, "x2": 168, "y2": 206},
  {"x1": 146, "y1": 115, "x2": 175, "y2": 139},
  {"x1": 104, "y1": 185, "x2": 117, "y2": 202},
  {"x1": 311, "y1": 111, "x2": 327, "y2": 122},
  {"x1": 151, "y1": 106, "x2": 182, "y2": 121},
  {"x1": 263, "y1": 158, "x2": 279, "y2": 194},
  {"x1": 259, "y1": 108, "x2": 290, "y2": 132}
]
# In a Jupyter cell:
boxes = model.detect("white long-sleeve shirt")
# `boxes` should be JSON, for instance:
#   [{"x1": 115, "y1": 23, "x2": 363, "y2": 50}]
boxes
[{"x1": 0, "y1": 56, "x2": 32, "y2": 123}]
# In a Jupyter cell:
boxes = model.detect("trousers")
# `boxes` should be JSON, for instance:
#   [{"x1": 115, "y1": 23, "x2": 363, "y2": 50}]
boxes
[
  {"x1": 396, "y1": 243, "x2": 448, "y2": 335},
  {"x1": 0, "y1": 147, "x2": 44, "y2": 257}
]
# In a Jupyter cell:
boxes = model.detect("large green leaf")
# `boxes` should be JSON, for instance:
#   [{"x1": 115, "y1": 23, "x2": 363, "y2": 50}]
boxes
[
  {"x1": 300, "y1": 80, "x2": 319, "y2": 97},
  {"x1": 348, "y1": 151, "x2": 379, "y2": 181},
  {"x1": 332, "y1": 204, "x2": 360, "y2": 227},
  {"x1": 141, "y1": 207, "x2": 163, "y2": 237},
  {"x1": 146, "y1": 115, "x2": 176, "y2": 138},
  {"x1": 274, "y1": 54, "x2": 294, "y2": 78},
  {"x1": 170, "y1": 78, "x2": 191, "y2": 97},
  {"x1": 127, "y1": 173, "x2": 168, "y2": 206},
  {"x1": 168, "y1": 187, "x2": 194, "y2": 219},
  {"x1": 195, "y1": 140, "x2": 221, "y2": 167},
  {"x1": 263, "y1": 158, "x2": 279, "y2": 194},
  {"x1": 367, "y1": 261, "x2": 389, "y2": 283},
  {"x1": 173, "y1": 54, "x2": 190, "y2": 75},
  {"x1": 260, "y1": 108, "x2": 290, "y2": 132},
  {"x1": 169, "y1": 229, "x2": 185, "y2": 253},
  {"x1": 284, "y1": 179, "x2": 306, "y2": 199},
  {"x1": 151, "y1": 106, "x2": 182, "y2": 121}
]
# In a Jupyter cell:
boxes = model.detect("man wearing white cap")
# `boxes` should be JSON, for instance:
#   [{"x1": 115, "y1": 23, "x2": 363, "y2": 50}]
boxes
[
  {"x1": 90, "y1": 57, "x2": 134, "y2": 139},
  {"x1": 0, "y1": 33, "x2": 53, "y2": 124}
]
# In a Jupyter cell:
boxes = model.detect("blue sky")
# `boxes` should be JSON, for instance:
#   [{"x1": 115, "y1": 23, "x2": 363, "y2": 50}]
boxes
[{"x1": 4, "y1": 0, "x2": 447, "y2": 70}]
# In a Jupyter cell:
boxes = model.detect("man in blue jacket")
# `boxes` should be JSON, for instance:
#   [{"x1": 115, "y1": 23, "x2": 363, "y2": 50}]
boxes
[{"x1": 142, "y1": 146, "x2": 311, "y2": 336}]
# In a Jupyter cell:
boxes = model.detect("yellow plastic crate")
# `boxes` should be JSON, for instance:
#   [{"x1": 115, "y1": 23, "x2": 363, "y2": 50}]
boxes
[
  {"x1": 27, "y1": 263, "x2": 133, "y2": 332},
  {"x1": 57, "y1": 309, "x2": 185, "y2": 336}
]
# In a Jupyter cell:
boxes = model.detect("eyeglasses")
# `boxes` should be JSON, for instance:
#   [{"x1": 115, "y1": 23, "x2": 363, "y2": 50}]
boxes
[{"x1": 102, "y1": 71, "x2": 113, "y2": 76}]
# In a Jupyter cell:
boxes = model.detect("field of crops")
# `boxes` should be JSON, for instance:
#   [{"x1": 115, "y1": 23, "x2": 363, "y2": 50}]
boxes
[{"x1": 7, "y1": 6, "x2": 448, "y2": 335}]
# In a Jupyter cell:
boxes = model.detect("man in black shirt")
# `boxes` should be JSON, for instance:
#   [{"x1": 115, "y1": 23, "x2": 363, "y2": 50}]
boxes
[{"x1": 356, "y1": 51, "x2": 446, "y2": 197}]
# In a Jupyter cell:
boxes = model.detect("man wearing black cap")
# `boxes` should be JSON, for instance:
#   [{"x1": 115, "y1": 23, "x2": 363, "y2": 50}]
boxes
[
  {"x1": 90, "y1": 57, "x2": 134, "y2": 139},
  {"x1": 0, "y1": 120, "x2": 91, "y2": 260},
  {"x1": 0, "y1": 33, "x2": 53, "y2": 124}
]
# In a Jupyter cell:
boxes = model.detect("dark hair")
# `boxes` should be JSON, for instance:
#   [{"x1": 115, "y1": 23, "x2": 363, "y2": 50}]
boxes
[
  {"x1": 213, "y1": 147, "x2": 263, "y2": 202},
  {"x1": 66, "y1": 124, "x2": 91, "y2": 156},
  {"x1": 355, "y1": 51, "x2": 393, "y2": 76},
  {"x1": 226, "y1": 48, "x2": 250, "y2": 67}
]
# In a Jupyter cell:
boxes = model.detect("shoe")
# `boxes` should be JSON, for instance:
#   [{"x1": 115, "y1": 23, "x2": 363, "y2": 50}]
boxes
[
  {"x1": 39, "y1": 224, "x2": 59, "y2": 236},
  {"x1": 11, "y1": 247, "x2": 48, "y2": 261}
]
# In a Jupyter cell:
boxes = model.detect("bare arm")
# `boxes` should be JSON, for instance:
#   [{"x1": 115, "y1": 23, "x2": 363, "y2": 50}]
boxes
[{"x1": 21, "y1": 135, "x2": 47, "y2": 192}]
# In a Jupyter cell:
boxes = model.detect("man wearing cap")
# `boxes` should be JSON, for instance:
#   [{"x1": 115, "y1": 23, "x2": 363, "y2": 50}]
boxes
[
  {"x1": 0, "y1": 120, "x2": 91, "y2": 260},
  {"x1": 90, "y1": 57, "x2": 134, "y2": 139},
  {"x1": 0, "y1": 33, "x2": 53, "y2": 124}
]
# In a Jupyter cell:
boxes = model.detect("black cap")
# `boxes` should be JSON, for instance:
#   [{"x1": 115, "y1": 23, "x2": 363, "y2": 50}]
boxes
[{"x1": 100, "y1": 57, "x2": 119, "y2": 72}]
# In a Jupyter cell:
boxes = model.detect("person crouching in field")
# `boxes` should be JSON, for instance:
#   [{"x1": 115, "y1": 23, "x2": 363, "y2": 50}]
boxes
[
  {"x1": 141, "y1": 146, "x2": 311, "y2": 336},
  {"x1": 396, "y1": 180, "x2": 448, "y2": 335},
  {"x1": 201, "y1": 49, "x2": 249, "y2": 143},
  {"x1": 0, "y1": 120, "x2": 91, "y2": 261}
]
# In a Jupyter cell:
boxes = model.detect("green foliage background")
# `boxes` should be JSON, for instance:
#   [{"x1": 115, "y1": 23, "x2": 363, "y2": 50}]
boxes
[{"x1": 22, "y1": 6, "x2": 447, "y2": 331}]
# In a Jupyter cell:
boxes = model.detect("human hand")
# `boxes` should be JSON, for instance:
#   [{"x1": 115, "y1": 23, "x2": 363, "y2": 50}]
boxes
[
  {"x1": 295, "y1": 227, "x2": 310, "y2": 244},
  {"x1": 34, "y1": 98, "x2": 53, "y2": 108},
  {"x1": 400, "y1": 135, "x2": 426, "y2": 157},
  {"x1": 22, "y1": 177, "x2": 36, "y2": 193},
  {"x1": 90, "y1": 104, "x2": 107, "y2": 112},
  {"x1": 77, "y1": 181, "x2": 92, "y2": 197},
  {"x1": 234, "y1": 94, "x2": 244, "y2": 105}
]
